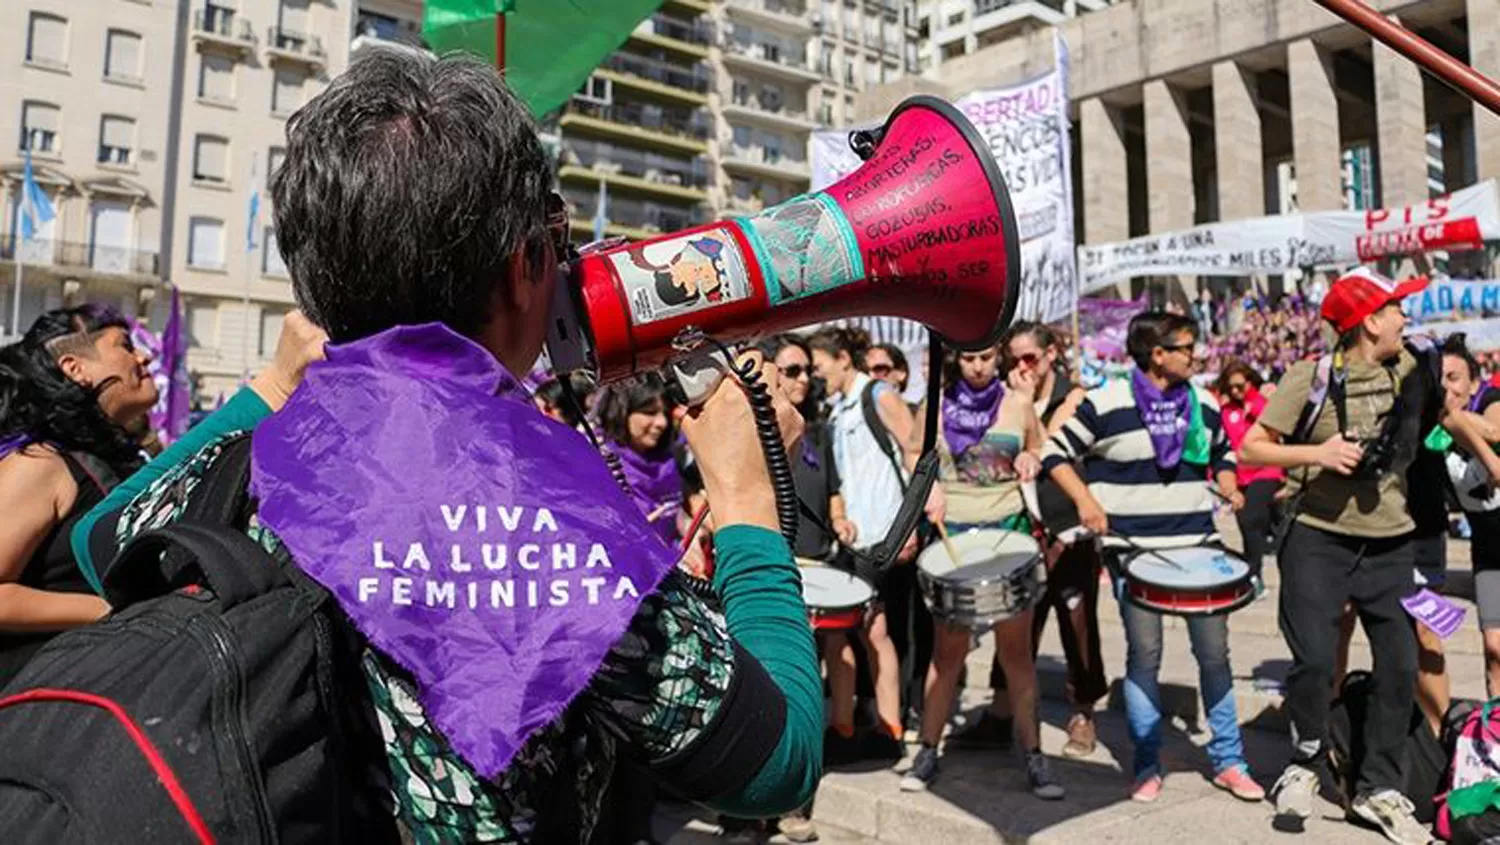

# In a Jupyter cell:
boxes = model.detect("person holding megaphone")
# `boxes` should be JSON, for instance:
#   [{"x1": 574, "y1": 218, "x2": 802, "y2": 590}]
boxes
[{"x1": 74, "y1": 52, "x2": 824, "y2": 842}]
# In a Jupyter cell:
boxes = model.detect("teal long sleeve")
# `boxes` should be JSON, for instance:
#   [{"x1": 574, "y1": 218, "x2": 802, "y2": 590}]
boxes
[
  {"x1": 71, "y1": 387, "x2": 273, "y2": 593},
  {"x1": 705, "y1": 525, "x2": 822, "y2": 816}
]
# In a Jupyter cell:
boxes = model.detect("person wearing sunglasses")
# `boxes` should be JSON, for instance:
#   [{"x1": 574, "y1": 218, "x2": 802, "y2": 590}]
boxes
[
  {"x1": 951, "y1": 321, "x2": 1107, "y2": 760},
  {"x1": 1042, "y1": 311, "x2": 1261, "y2": 805},
  {"x1": 865, "y1": 344, "x2": 910, "y2": 395},
  {"x1": 1215, "y1": 359, "x2": 1282, "y2": 579}
]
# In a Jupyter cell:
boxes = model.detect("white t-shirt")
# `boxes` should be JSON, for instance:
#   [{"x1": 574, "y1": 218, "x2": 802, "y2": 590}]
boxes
[{"x1": 826, "y1": 373, "x2": 907, "y2": 551}]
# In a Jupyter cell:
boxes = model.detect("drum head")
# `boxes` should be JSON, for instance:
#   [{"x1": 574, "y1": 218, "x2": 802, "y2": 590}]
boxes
[
  {"x1": 918, "y1": 528, "x2": 1040, "y2": 578},
  {"x1": 802, "y1": 566, "x2": 874, "y2": 610},
  {"x1": 1124, "y1": 547, "x2": 1250, "y2": 589}
]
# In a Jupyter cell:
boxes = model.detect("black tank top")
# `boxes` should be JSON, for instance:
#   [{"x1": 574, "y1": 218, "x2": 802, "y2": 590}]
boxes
[
  {"x1": 0, "y1": 452, "x2": 114, "y2": 687},
  {"x1": 1035, "y1": 371, "x2": 1082, "y2": 536}
]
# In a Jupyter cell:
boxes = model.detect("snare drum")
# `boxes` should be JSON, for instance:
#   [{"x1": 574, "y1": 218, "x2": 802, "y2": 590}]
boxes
[
  {"x1": 1121, "y1": 546, "x2": 1254, "y2": 617},
  {"x1": 799, "y1": 560, "x2": 874, "y2": 631},
  {"x1": 917, "y1": 529, "x2": 1044, "y2": 629}
]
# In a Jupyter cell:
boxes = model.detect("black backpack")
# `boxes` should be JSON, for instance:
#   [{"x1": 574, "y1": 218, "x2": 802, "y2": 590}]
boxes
[
  {"x1": 0, "y1": 435, "x2": 397, "y2": 844},
  {"x1": 1327, "y1": 669, "x2": 1448, "y2": 823}
]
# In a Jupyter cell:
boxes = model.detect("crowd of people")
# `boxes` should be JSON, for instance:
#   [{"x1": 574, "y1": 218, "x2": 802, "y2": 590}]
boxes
[{"x1": 2, "y1": 50, "x2": 1500, "y2": 845}]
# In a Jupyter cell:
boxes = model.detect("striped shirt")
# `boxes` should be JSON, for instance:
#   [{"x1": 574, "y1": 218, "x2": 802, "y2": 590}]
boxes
[{"x1": 1040, "y1": 376, "x2": 1234, "y2": 549}]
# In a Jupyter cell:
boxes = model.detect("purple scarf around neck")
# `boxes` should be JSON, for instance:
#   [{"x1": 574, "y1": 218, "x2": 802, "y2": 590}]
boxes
[
  {"x1": 942, "y1": 377, "x2": 1003, "y2": 456},
  {"x1": 250, "y1": 323, "x2": 679, "y2": 778},
  {"x1": 1130, "y1": 369, "x2": 1192, "y2": 470},
  {"x1": 0, "y1": 433, "x2": 33, "y2": 462},
  {"x1": 615, "y1": 442, "x2": 680, "y2": 540}
]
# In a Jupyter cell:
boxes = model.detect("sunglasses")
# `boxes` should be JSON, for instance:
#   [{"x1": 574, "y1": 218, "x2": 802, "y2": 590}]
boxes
[
  {"x1": 1227, "y1": 380, "x2": 1249, "y2": 391},
  {"x1": 1158, "y1": 342, "x2": 1195, "y2": 354},
  {"x1": 780, "y1": 364, "x2": 809, "y2": 379},
  {"x1": 869, "y1": 363, "x2": 893, "y2": 376},
  {"x1": 1011, "y1": 352, "x2": 1042, "y2": 366}
]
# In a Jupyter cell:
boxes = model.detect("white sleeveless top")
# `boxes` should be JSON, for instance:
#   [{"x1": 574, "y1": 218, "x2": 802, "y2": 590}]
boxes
[{"x1": 827, "y1": 373, "x2": 907, "y2": 550}]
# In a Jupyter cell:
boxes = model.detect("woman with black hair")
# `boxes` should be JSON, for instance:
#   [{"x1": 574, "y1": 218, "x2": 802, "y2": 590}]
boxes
[
  {"x1": 596, "y1": 374, "x2": 681, "y2": 544},
  {"x1": 0, "y1": 305, "x2": 156, "y2": 684}
]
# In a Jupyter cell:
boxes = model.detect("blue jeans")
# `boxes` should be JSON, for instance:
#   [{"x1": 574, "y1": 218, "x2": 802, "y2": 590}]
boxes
[{"x1": 1118, "y1": 595, "x2": 1246, "y2": 779}]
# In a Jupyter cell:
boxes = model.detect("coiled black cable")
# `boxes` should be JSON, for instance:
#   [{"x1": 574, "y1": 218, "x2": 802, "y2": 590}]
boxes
[{"x1": 707, "y1": 339, "x2": 800, "y2": 550}]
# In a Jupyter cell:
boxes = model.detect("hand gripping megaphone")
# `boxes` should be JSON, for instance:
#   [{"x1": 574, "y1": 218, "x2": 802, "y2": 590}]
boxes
[{"x1": 546, "y1": 95, "x2": 1022, "y2": 564}]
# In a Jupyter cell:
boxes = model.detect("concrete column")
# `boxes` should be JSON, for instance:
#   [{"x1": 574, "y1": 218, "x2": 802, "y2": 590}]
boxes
[
  {"x1": 1472, "y1": 0, "x2": 1500, "y2": 184},
  {"x1": 1288, "y1": 39, "x2": 1343, "y2": 211},
  {"x1": 1213, "y1": 60, "x2": 1264, "y2": 222},
  {"x1": 1144, "y1": 79, "x2": 1195, "y2": 297},
  {"x1": 1080, "y1": 97, "x2": 1129, "y2": 245},
  {"x1": 1373, "y1": 29, "x2": 1429, "y2": 207},
  {"x1": 1442, "y1": 116, "x2": 1473, "y2": 191}
]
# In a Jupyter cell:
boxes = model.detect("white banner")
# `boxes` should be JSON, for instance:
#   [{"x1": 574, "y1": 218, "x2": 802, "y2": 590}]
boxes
[
  {"x1": 1079, "y1": 181, "x2": 1500, "y2": 294},
  {"x1": 810, "y1": 32, "x2": 1077, "y2": 325}
]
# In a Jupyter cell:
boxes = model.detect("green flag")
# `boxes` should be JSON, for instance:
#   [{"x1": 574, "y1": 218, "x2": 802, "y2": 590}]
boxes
[{"x1": 423, "y1": 0, "x2": 667, "y2": 118}]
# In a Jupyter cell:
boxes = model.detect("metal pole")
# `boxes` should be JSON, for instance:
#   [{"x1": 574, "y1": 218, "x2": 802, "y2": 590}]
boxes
[
  {"x1": 1309, "y1": 0, "x2": 1500, "y2": 116},
  {"x1": 242, "y1": 245, "x2": 254, "y2": 382},
  {"x1": 11, "y1": 256, "x2": 22, "y2": 340}
]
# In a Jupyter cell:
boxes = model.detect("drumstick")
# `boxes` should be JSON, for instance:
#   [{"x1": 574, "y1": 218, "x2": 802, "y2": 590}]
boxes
[{"x1": 933, "y1": 520, "x2": 965, "y2": 566}]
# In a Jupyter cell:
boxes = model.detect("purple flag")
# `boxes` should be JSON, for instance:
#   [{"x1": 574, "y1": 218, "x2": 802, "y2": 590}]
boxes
[
  {"x1": 1401, "y1": 588, "x2": 1468, "y2": 640},
  {"x1": 160, "y1": 287, "x2": 191, "y2": 441},
  {"x1": 249, "y1": 323, "x2": 679, "y2": 778}
]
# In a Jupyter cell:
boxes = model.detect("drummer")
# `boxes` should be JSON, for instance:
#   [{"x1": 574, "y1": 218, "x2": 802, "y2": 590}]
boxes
[
  {"x1": 899, "y1": 343, "x2": 1065, "y2": 800},
  {"x1": 1041, "y1": 311, "x2": 1264, "y2": 804}
]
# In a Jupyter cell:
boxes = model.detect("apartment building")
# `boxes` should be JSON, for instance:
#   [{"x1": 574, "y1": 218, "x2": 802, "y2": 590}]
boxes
[
  {"x1": 1, "y1": 0, "x2": 351, "y2": 398},
  {"x1": 176, "y1": 0, "x2": 350, "y2": 396},
  {"x1": 912, "y1": 0, "x2": 1110, "y2": 71},
  {"x1": 1, "y1": 0, "x2": 179, "y2": 336}
]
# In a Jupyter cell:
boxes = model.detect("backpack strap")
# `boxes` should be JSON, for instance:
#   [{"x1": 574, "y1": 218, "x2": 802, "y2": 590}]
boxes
[
  {"x1": 182, "y1": 432, "x2": 254, "y2": 528},
  {"x1": 860, "y1": 378, "x2": 908, "y2": 493},
  {"x1": 1290, "y1": 355, "x2": 1334, "y2": 445},
  {"x1": 103, "y1": 520, "x2": 292, "y2": 610}
]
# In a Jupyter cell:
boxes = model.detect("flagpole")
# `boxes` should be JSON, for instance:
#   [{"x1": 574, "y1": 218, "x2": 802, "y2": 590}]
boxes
[
  {"x1": 241, "y1": 246, "x2": 254, "y2": 382},
  {"x1": 10, "y1": 257, "x2": 22, "y2": 340}
]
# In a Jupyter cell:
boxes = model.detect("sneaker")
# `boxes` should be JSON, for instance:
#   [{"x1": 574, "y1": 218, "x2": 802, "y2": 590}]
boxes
[
  {"x1": 1130, "y1": 772, "x2": 1164, "y2": 803},
  {"x1": 947, "y1": 711, "x2": 1013, "y2": 750},
  {"x1": 776, "y1": 809, "x2": 818, "y2": 843},
  {"x1": 1212, "y1": 765, "x2": 1265, "y2": 802},
  {"x1": 1271, "y1": 764, "x2": 1318, "y2": 820},
  {"x1": 900, "y1": 745, "x2": 939, "y2": 792},
  {"x1": 860, "y1": 730, "x2": 905, "y2": 763},
  {"x1": 1350, "y1": 789, "x2": 1435, "y2": 845},
  {"x1": 1026, "y1": 750, "x2": 1066, "y2": 800},
  {"x1": 1061, "y1": 712, "x2": 1097, "y2": 758}
]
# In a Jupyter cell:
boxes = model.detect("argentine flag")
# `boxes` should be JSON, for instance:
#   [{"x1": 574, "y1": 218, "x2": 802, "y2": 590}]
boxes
[{"x1": 19, "y1": 149, "x2": 54, "y2": 242}]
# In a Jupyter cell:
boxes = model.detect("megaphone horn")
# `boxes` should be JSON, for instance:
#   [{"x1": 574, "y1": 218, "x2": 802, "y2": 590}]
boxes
[{"x1": 547, "y1": 94, "x2": 1023, "y2": 383}]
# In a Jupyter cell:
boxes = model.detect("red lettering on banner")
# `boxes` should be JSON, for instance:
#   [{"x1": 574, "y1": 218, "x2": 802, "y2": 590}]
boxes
[
  {"x1": 1355, "y1": 217, "x2": 1483, "y2": 261},
  {"x1": 1364, "y1": 196, "x2": 1454, "y2": 232}
]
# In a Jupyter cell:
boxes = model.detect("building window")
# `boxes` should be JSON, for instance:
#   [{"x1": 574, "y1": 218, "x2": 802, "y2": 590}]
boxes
[
  {"x1": 187, "y1": 300, "x2": 218, "y2": 348},
  {"x1": 188, "y1": 217, "x2": 225, "y2": 270},
  {"x1": 258, "y1": 308, "x2": 286, "y2": 356},
  {"x1": 104, "y1": 30, "x2": 143, "y2": 82},
  {"x1": 193, "y1": 135, "x2": 229, "y2": 182},
  {"x1": 733, "y1": 80, "x2": 749, "y2": 106},
  {"x1": 98, "y1": 115, "x2": 135, "y2": 166},
  {"x1": 268, "y1": 146, "x2": 286, "y2": 185},
  {"x1": 262, "y1": 228, "x2": 288, "y2": 277},
  {"x1": 26, "y1": 13, "x2": 68, "y2": 69},
  {"x1": 19, "y1": 102, "x2": 60, "y2": 153},
  {"x1": 198, "y1": 54, "x2": 235, "y2": 102},
  {"x1": 272, "y1": 71, "x2": 304, "y2": 115},
  {"x1": 946, "y1": 11, "x2": 964, "y2": 26}
]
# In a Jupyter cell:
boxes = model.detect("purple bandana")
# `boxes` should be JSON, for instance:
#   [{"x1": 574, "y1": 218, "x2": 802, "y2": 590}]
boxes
[
  {"x1": 1471, "y1": 385, "x2": 1491, "y2": 413},
  {"x1": 942, "y1": 378, "x2": 1003, "y2": 456},
  {"x1": 614, "y1": 443, "x2": 681, "y2": 541},
  {"x1": 250, "y1": 323, "x2": 679, "y2": 778},
  {"x1": 1130, "y1": 369, "x2": 1192, "y2": 470},
  {"x1": 0, "y1": 433, "x2": 33, "y2": 462}
]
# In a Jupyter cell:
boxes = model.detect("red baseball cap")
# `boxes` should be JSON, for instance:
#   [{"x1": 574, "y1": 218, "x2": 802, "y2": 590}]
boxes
[{"x1": 1319, "y1": 266, "x2": 1429, "y2": 335}]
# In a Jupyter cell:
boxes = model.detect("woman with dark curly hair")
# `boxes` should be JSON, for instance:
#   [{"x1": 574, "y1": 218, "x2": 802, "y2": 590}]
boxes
[
  {"x1": 595, "y1": 373, "x2": 682, "y2": 545},
  {"x1": 0, "y1": 305, "x2": 157, "y2": 684}
]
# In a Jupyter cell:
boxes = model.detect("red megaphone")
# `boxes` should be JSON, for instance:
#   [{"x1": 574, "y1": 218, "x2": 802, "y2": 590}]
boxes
[{"x1": 546, "y1": 95, "x2": 1022, "y2": 383}]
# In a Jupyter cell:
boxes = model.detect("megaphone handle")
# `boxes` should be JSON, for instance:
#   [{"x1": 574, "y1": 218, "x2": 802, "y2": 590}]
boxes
[{"x1": 669, "y1": 346, "x2": 801, "y2": 550}]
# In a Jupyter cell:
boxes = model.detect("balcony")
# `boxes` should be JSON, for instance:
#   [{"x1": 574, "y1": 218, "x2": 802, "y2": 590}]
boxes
[
  {"x1": 721, "y1": 145, "x2": 811, "y2": 183},
  {"x1": 557, "y1": 143, "x2": 709, "y2": 204},
  {"x1": 662, "y1": 0, "x2": 712, "y2": 15},
  {"x1": 725, "y1": 0, "x2": 814, "y2": 35},
  {"x1": 595, "y1": 52, "x2": 710, "y2": 106},
  {"x1": 564, "y1": 191, "x2": 705, "y2": 241},
  {"x1": 266, "y1": 27, "x2": 327, "y2": 70},
  {"x1": 192, "y1": 8, "x2": 256, "y2": 56},
  {"x1": 721, "y1": 96, "x2": 817, "y2": 132},
  {"x1": 721, "y1": 41, "x2": 822, "y2": 84},
  {"x1": 0, "y1": 236, "x2": 159, "y2": 279},
  {"x1": 561, "y1": 100, "x2": 709, "y2": 156},
  {"x1": 628, "y1": 14, "x2": 713, "y2": 59}
]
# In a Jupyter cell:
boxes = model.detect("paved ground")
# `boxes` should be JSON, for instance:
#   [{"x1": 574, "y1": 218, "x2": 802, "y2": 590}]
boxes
[{"x1": 650, "y1": 523, "x2": 1486, "y2": 844}]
